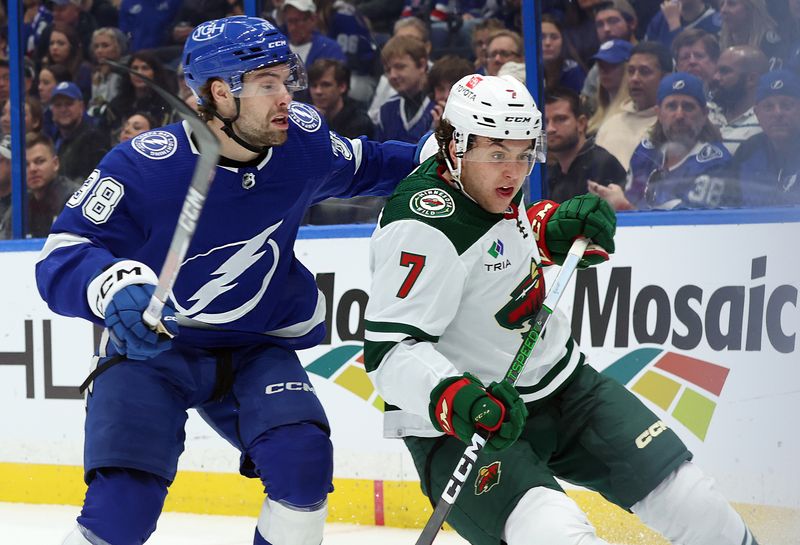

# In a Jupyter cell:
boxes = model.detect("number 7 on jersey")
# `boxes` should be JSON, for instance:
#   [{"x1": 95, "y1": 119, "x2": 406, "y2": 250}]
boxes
[{"x1": 396, "y1": 252, "x2": 426, "y2": 298}]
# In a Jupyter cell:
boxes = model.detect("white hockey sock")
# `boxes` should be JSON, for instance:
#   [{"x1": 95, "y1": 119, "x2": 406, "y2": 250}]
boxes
[
  {"x1": 631, "y1": 461, "x2": 755, "y2": 545},
  {"x1": 502, "y1": 487, "x2": 612, "y2": 545},
  {"x1": 255, "y1": 497, "x2": 327, "y2": 545}
]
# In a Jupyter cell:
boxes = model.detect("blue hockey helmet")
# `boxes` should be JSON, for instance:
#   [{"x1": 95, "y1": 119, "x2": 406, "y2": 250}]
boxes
[{"x1": 182, "y1": 16, "x2": 307, "y2": 105}]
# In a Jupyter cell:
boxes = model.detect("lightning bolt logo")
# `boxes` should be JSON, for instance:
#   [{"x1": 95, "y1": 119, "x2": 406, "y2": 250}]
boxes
[{"x1": 173, "y1": 222, "x2": 282, "y2": 324}]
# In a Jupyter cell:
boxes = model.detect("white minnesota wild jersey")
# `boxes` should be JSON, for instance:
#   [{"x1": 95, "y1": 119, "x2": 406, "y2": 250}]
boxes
[{"x1": 364, "y1": 158, "x2": 584, "y2": 438}]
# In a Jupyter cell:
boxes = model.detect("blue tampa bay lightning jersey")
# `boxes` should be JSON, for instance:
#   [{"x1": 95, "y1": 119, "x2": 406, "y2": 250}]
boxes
[
  {"x1": 627, "y1": 138, "x2": 734, "y2": 209},
  {"x1": 36, "y1": 102, "x2": 416, "y2": 349}
]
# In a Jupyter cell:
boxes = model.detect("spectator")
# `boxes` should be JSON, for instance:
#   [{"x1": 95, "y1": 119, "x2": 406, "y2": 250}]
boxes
[
  {"x1": 23, "y1": 0, "x2": 53, "y2": 57},
  {"x1": 368, "y1": 17, "x2": 432, "y2": 123},
  {"x1": 581, "y1": 0, "x2": 639, "y2": 112},
  {"x1": 309, "y1": 58, "x2": 374, "y2": 138},
  {"x1": 44, "y1": 22, "x2": 93, "y2": 100},
  {"x1": 542, "y1": 14, "x2": 587, "y2": 94},
  {"x1": 545, "y1": 87, "x2": 627, "y2": 202},
  {"x1": 729, "y1": 70, "x2": 800, "y2": 205},
  {"x1": 719, "y1": 0, "x2": 783, "y2": 70},
  {"x1": 37, "y1": 64, "x2": 72, "y2": 138},
  {"x1": 595, "y1": 0, "x2": 639, "y2": 44},
  {"x1": 4, "y1": 132, "x2": 79, "y2": 238},
  {"x1": 485, "y1": 29, "x2": 524, "y2": 77},
  {"x1": 587, "y1": 39, "x2": 633, "y2": 135},
  {"x1": 645, "y1": 0, "x2": 721, "y2": 49},
  {"x1": 50, "y1": 81, "x2": 109, "y2": 183},
  {"x1": 470, "y1": 18, "x2": 505, "y2": 74},
  {"x1": 0, "y1": 135, "x2": 10, "y2": 238},
  {"x1": 427, "y1": 54, "x2": 474, "y2": 130},
  {"x1": 672, "y1": 28, "x2": 720, "y2": 88},
  {"x1": 315, "y1": 0, "x2": 379, "y2": 104},
  {"x1": 0, "y1": 59, "x2": 9, "y2": 104},
  {"x1": 709, "y1": 45, "x2": 768, "y2": 153},
  {"x1": 592, "y1": 72, "x2": 734, "y2": 209},
  {"x1": 106, "y1": 51, "x2": 175, "y2": 133},
  {"x1": 118, "y1": 111, "x2": 157, "y2": 143},
  {"x1": 1, "y1": 96, "x2": 44, "y2": 136},
  {"x1": 596, "y1": 42, "x2": 671, "y2": 169},
  {"x1": 560, "y1": 0, "x2": 602, "y2": 66},
  {"x1": 88, "y1": 27, "x2": 128, "y2": 121},
  {"x1": 304, "y1": 58, "x2": 384, "y2": 225},
  {"x1": 118, "y1": 0, "x2": 183, "y2": 52},
  {"x1": 375, "y1": 35, "x2": 434, "y2": 143},
  {"x1": 284, "y1": 0, "x2": 346, "y2": 71},
  {"x1": 38, "y1": 0, "x2": 97, "y2": 62}
]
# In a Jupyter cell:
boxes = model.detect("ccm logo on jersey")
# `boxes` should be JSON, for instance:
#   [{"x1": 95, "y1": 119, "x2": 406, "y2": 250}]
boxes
[
  {"x1": 635, "y1": 420, "x2": 668, "y2": 449},
  {"x1": 265, "y1": 382, "x2": 315, "y2": 394}
]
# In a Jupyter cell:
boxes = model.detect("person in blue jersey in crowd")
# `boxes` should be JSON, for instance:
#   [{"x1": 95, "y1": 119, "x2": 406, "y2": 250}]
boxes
[
  {"x1": 728, "y1": 70, "x2": 800, "y2": 206},
  {"x1": 35, "y1": 16, "x2": 419, "y2": 545},
  {"x1": 591, "y1": 72, "x2": 735, "y2": 210}
]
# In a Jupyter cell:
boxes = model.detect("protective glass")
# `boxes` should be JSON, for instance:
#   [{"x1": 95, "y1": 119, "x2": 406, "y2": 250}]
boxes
[
  {"x1": 463, "y1": 144, "x2": 537, "y2": 176},
  {"x1": 236, "y1": 54, "x2": 308, "y2": 97}
]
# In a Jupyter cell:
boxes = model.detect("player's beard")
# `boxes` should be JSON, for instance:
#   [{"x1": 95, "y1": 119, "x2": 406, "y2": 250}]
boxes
[{"x1": 233, "y1": 108, "x2": 289, "y2": 148}]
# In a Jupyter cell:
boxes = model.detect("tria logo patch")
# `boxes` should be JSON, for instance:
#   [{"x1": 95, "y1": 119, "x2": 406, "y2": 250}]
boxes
[
  {"x1": 410, "y1": 189, "x2": 455, "y2": 218},
  {"x1": 488, "y1": 239, "x2": 504, "y2": 258},
  {"x1": 474, "y1": 461, "x2": 501, "y2": 495}
]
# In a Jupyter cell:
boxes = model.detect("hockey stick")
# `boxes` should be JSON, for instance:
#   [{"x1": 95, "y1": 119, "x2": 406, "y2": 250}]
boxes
[
  {"x1": 414, "y1": 236, "x2": 590, "y2": 545},
  {"x1": 103, "y1": 59, "x2": 221, "y2": 331}
]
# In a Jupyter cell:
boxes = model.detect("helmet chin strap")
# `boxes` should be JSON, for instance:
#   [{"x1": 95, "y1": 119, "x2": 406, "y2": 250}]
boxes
[{"x1": 211, "y1": 97, "x2": 271, "y2": 154}]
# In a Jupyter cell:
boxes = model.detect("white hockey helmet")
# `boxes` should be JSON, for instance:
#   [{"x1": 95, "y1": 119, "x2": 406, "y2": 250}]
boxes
[{"x1": 442, "y1": 74, "x2": 544, "y2": 183}]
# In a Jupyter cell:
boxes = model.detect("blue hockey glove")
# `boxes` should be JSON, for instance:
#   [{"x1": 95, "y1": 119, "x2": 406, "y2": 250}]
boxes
[{"x1": 105, "y1": 284, "x2": 179, "y2": 360}]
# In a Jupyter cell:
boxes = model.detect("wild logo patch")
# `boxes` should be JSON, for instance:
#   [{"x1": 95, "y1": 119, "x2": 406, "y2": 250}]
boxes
[
  {"x1": 475, "y1": 461, "x2": 501, "y2": 495},
  {"x1": 495, "y1": 259, "x2": 545, "y2": 330},
  {"x1": 410, "y1": 189, "x2": 455, "y2": 218}
]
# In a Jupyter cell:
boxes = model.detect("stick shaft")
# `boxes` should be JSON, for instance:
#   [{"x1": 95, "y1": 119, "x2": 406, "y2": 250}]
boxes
[{"x1": 414, "y1": 237, "x2": 589, "y2": 545}]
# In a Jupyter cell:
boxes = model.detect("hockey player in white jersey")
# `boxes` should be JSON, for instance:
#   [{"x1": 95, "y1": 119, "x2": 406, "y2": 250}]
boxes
[
  {"x1": 36, "y1": 15, "x2": 421, "y2": 545},
  {"x1": 364, "y1": 74, "x2": 760, "y2": 545}
]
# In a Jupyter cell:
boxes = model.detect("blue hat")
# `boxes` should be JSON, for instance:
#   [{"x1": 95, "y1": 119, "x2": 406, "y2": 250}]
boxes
[
  {"x1": 657, "y1": 72, "x2": 706, "y2": 108},
  {"x1": 592, "y1": 39, "x2": 633, "y2": 65},
  {"x1": 51, "y1": 81, "x2": 83, "y2": 101},
  {"x1": 756, "y1": 70, "x2": 800, "y2": 103}
]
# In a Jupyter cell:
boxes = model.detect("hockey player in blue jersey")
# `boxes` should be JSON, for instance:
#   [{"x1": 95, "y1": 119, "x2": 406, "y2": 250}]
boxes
[{"x1": 36, "y1": 16, "x2": 419, "y2": 545}]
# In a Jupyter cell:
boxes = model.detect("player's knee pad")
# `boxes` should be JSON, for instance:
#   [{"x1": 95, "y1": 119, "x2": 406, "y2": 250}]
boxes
[
  {"x1": 77, "y1": 468, "x2": 168, "y2": 545},
  {"x1": 248, "y1": 423, "x2": 333, "y2": 508},
  {"x1": 503, "y1": 487, "x2": 611, "y2": 545},
  {"x1": 254, "y1": 497, "x2": 327, "y2": 545},
  {"x1": 632, "y1": 461, "x2": 757, "y2": 545}
]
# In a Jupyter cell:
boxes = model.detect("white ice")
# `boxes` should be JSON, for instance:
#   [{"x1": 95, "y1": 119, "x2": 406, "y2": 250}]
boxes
[{"x1": 0, "y1": 502, "x2": 473, "y2": 545}]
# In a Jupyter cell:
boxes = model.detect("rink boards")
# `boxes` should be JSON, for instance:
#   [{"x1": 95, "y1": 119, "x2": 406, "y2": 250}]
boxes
[{"x1": 1, "y1": 217, "x2": 798, "y2": 542}]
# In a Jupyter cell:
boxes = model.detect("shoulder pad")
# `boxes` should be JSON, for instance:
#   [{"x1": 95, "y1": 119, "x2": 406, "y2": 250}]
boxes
[{"x1": 289, "y1": 102, "x2": 323, "y2": 133}]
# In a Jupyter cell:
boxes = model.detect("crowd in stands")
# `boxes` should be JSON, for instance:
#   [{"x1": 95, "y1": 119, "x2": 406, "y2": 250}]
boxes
[{"x1": 1, "y1": 0, "x2": 799, "y2": 239}]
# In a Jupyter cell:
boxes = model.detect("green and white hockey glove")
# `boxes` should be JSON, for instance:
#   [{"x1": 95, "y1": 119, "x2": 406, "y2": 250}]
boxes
[
  {"x1": 527, "y1": 194, "x2": 616, "y2": 268},
  {"x1": 429, "y1": 373, "x2": 528, "y2": 453}
]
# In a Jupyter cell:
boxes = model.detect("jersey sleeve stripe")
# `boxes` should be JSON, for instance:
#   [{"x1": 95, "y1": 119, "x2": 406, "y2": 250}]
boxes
[
  {"x1": 347, "y1": 137, "x2": 363, "y2": 173},
  {"x1": 364, "y1": 339, "x2": 398, "y2": 373},
  {"x1": 364, "y1": 319, "x2": 439, "y2": 343},
  {"x1": 37, "y1": 232, "x2": 93, "y2": 263}
]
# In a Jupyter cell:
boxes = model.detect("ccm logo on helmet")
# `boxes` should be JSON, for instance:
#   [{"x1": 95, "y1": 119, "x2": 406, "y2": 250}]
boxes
[
  {"x1": 505, "y1": 116, "x2": 532, "y2": 123},
  {"x1": 265, "y1": 382, "x2": 316, "y2": 394},
  {"x1": 635, "y1": 420, "x2": 668, "y2": 448},
  {"x1": 268, "y1": 39, "x2": 287, "y2": 48}
]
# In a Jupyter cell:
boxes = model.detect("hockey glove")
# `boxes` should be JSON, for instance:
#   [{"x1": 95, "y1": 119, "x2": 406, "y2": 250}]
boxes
[
  {"x1": 105, "y1": 284, "x2": 179, "y2": 360},
  {"x1": 429, "y1": 373, "x2": 528, "y2": 453},
  {"x1": 527, "y1": 194, "x2": 616, "y2": 268}
]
